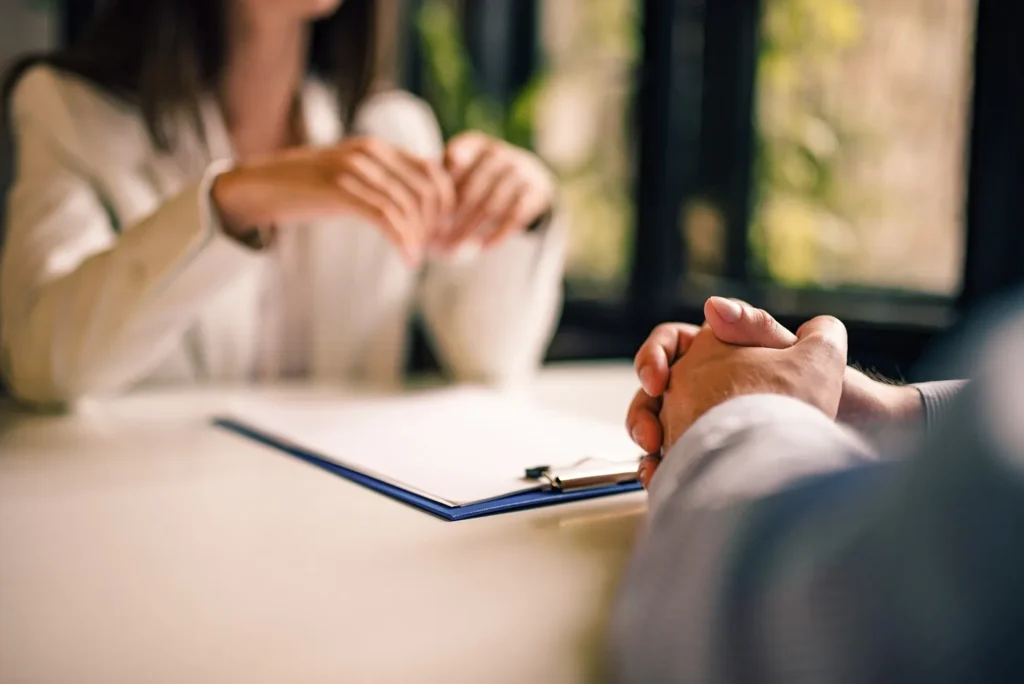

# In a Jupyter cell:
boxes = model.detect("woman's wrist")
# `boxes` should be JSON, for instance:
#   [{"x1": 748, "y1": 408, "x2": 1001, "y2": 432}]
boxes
[
  {"x1": 211, "y1": 170, "x2": 251, "y2": 236},
  {"x1": 526, "y1": 206, "x2": 553, "y2": 233},
  {"x1": 211, "y1": 169, "x2": 275, "y2": 249}
]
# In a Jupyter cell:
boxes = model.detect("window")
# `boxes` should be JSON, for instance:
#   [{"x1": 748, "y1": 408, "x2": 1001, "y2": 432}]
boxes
[
  {"x1": 752, "y1": 0, "x2": 977, "y2": 294},
  {"x1": 535, "y1": 0, "x2": 639, "y2": 296},
  {"x1": 443, "y1": 0, "x2": 1021, "y2": 374}
]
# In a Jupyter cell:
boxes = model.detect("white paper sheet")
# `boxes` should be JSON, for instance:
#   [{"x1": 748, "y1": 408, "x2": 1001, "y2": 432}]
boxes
[{"x1": 222, "y1": 387, "x2": 639, "y2": 506}]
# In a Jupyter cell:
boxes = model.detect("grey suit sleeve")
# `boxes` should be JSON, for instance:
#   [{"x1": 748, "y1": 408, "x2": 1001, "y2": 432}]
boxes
[
  {"x1": 612, "y1": 359, "x2": 1024, "y2": 682},
  {"x1": 913, "y1": 380, "x2": 969, "y2": 430},
  {"x1": 611, "y1": 395, "x2": 879, "y2": 682}
]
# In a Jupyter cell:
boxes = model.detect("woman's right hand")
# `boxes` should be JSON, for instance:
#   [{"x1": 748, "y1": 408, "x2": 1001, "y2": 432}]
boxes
[{"x1": 211, "y1": 137, "x2": 455, "y2": 264}]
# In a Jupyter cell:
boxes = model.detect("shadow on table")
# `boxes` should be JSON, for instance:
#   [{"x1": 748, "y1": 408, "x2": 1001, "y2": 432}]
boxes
[{"x1": 528, "y1": 497, "x2": 647, "y2": 682}]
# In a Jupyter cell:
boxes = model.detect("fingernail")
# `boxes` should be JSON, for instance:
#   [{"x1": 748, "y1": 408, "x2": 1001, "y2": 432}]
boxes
[
  {"x1": 710, "y1": 297, "x2": 743, "y2": 323},
  {"x1": 639, "y1": 367, "x2": 655, "y2": 394},
  {"x1": 638, "y1": 462, "x2": 648, "y2": 487},
  {"x1": 631, "y1": 425, "x2": 644, "y2": 446}
]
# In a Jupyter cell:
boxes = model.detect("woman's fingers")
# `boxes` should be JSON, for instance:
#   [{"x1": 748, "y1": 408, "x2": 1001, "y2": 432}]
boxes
[
  {"x1": 444, "y1": 131, "x2": 490, "y2": 184},
  {"x1": 335, "y1": 138, "x2": 455, "y2": 251},
  {"x1": 336, "y1": 174, "x2": 420, "y2": 264},
  {"x1": 324, "y1": 135, "x2": 555, "y2": 258},
  {"x1": 441, "y1": 133, "x2": 556, "y2": 251},
  {"x1": 344, "y1": 150, "x2": 419, "y2": 226},
  {"x1": 368, "y1": 150, "x2": 433, "y2": 228},
  {"x1": 354, "y1": 140, "x2": 451, "y2": 237},
  {"x1": 380, "y1": 146, "x2": 455, "y2": 242},
  {"x1": 483, "y1": 183, "x2": 550, "y2": 248},
  {"x1": 457, "y1": 172, "x2": 523, "y2": 248},
  {"x1": 418, "y1": 155, "x2": 457, "y2": 239},
  {"x1": 626, "y1": 388, "x2": 664, "y2": 454},
  {"x1": 444, "y1": 149, "x2": 506, "y2": 248}
]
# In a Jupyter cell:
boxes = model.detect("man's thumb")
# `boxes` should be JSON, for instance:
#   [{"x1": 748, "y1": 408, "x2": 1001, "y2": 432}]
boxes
[
  {"x1": 704, "y1": 297, "x2": 797, "y2": 350},
  {"x1": 795, "y1": 315, "x2": 848, "y2": 362}
]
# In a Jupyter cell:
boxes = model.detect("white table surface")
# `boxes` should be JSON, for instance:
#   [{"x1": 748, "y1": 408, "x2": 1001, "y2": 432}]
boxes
[{"x1": 0, "y1": 363, "x2": 648, "y2": 684}]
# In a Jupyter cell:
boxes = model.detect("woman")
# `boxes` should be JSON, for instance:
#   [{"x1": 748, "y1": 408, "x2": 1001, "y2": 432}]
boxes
[{"x1": 0, "y1": 0, "x2": 565, "y2": 406}]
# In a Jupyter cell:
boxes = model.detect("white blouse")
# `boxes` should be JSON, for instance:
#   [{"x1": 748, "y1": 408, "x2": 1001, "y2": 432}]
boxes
[
  {"x1": 257, "y1": 219, "x2": 312, "y2": 380},
  {"x1": 0, "y1": 67, "x2": 567, "y2": 405}
]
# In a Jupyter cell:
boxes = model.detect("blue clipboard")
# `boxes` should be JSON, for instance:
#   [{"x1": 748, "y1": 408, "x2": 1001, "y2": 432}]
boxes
[{"x1": 215, "y1": 418, "x2": 643, "y2": 522}]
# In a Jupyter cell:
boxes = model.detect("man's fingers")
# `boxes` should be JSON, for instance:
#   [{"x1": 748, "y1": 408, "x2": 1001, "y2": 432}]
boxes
[
  {"x1": 704, "y1": 296, "x2": 797, "y2": 349},
  {"x1": 638, "y1": 453, "x2": 661, "y2": 490},
  {"x1": 794, "y1": 316, "x2": 848, "y2": 419},
  {"x1": 633, "y1": 323, "x2": 702, "y2": 396},
  {"x1": 626, "y1": 388, "x2": 664, "y2": 454},
  {"x1": 795, "y1": 315, "x2": 849, "y2": 362}
]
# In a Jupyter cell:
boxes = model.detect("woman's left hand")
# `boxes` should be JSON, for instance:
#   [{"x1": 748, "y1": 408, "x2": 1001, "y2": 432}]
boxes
[{"x1": 437, "y1": 131, "x2": 555, "y2": 252}]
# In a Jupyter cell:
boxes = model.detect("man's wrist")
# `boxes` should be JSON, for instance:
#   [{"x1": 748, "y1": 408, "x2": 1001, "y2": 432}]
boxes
[
  {"x1": 838, "y1": 369, "x2": 924, "y2": 428},
  {"x1": 883, "y1": 383, "x2": 926, "y2": 424}
]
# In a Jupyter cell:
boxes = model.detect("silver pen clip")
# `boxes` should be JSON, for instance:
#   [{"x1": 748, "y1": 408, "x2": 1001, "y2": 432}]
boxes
[{"x1": 524, "y1": 457, "x2": 641, "y2": 492}]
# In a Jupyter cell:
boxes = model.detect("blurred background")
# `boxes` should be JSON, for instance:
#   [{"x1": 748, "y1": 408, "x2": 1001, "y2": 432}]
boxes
[{"x1": 2, "y1": 0, "x2": 1021, "y2": 380}]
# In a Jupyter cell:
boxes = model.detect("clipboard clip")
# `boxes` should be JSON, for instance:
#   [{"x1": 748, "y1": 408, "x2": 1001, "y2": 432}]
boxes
[{"x1": 524, "y1": 457, "x2": 641, "y2": 492}]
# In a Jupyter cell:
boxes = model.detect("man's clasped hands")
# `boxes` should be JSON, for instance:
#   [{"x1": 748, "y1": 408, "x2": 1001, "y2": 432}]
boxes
[{"x1": 626, "y1": 296, "x2": 925, "y2": 488}]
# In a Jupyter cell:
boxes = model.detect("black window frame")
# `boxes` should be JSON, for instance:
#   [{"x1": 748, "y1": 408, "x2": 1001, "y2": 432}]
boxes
[{"x1": 60, "y1": 0, "x2": 94, "y2": 45}]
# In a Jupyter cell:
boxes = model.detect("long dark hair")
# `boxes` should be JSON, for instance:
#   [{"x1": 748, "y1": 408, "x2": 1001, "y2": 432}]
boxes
[{"x1": 2, "y1": 0, "x2": 377, "y2": 152}]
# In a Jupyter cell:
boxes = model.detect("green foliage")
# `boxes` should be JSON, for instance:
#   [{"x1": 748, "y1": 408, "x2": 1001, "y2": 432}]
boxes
[
  {"x1": 415, "y1": 0, "x2": 545, "y2": 150},
  {"x1": 751, "y1": 0, "x2": 865, "y2": 286},
  {"x1": 24, "y1": 0, "x2": 66, "y2": 12}
]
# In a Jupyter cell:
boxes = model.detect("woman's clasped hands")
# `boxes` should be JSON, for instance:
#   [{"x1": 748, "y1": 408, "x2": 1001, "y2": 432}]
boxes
[{"x1": 212, "y1": 130, "x2": 556, "y2": 264}]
